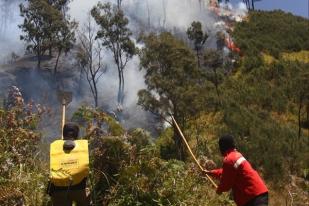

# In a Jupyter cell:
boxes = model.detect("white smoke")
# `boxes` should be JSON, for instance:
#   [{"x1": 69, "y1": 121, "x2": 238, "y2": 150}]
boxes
[
  {"x1": 124, "y1": 0, "x2": 214, "y2": 29},
  {"x1": 69, "y1": 0, "x2": 216, "y2": 32},
  {"x1": 0, "y1": 0, "x2": 245, "y2": 138},
  {"x1": 218, "y1": 1, "x2": 248, "y2": 22},
  {"x1": 68, "y1": 0, "x2": 220, "y2": 130},
  {"x1": 0, "y1": 0, "x2": 24, "y2": 63}
]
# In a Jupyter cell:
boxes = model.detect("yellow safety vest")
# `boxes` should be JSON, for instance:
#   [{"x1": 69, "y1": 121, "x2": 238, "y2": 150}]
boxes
[{"x1": 50, "y1": 139, "x2": 89, "y2": 187}]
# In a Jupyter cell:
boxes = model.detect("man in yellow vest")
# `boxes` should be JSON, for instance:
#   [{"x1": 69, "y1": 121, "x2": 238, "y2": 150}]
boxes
[{"x1": 48, "y1": 123, "x2": 90, "y2": 206}]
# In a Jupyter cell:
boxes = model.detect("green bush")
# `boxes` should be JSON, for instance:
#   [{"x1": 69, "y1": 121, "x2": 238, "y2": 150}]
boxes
[{"x1": 0, "y1": 102, "x2": 49, "y2": 205}]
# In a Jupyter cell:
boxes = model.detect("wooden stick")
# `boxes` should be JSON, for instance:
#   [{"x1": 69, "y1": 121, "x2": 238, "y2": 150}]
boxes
[
  {"x1": 61, "y1": 104, "x2": 65, "y2": 140},
  {"x1": 57, "y1": 91, "x2": 72, "y2": 139},
  {"x1": 171, "y1": 115, "x2": 218, "y2": 189}
]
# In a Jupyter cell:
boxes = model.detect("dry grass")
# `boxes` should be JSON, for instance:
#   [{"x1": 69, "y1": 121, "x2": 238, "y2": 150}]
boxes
[
  {"x1": 262, "y1": 51, "x2": 309, "y2": 65},
  {"x1": 262, "y1": 53, "x2": 276, "y2": 65},
  {"x1": 282, "y1": 50, "x2": 309, "y2": 63}
]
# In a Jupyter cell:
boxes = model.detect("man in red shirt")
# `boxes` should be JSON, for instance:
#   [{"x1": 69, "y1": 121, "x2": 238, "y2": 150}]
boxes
[{"x1": 205, "y1": 135, "x2": 268, "y2": 206}]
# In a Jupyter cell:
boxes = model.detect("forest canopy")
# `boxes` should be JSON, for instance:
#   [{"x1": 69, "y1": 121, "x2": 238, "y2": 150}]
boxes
[{"x1": 234, "y1": 10, "x2": 309, "y2": 57}]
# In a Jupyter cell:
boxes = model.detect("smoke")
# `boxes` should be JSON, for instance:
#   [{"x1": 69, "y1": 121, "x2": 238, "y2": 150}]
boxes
[
  {"x1": 0, "y1": 0, "x2": 247, "y2": 140},
  {"x1": 0, "y1": 0, "x2": 24, "y2": 63},
  {"x1": 217, "y1": 1, "x2": 248, "y2": 22},
  {"x1": 124, "y1": 0, "x2": 214, "y2": 30},
  {"x1": 70, "y1": 0, "x2": 214, "y2": 28},
  {"x1": 69, "y1": 0, "x2": 222, "y2": 134}
]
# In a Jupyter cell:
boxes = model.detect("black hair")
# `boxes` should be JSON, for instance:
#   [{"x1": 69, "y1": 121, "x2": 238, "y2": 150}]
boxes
[
  {"x1": 63, "y1": 122, "x2": 79, "y2": 140},
  {"x1": 219, "y1": 134, "x2": 235, "y2": 154}
]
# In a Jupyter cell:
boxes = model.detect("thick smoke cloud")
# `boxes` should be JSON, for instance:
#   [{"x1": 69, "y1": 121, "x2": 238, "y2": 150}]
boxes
[
  {"x1": 70, "y1": 0, "x2": 216, "y2": 35},
  {"x1": 68, "y1": 0, "x2": 220, "y2": 129},
  {"x1": 0, "y1": 0, "x2": 246, "y2": 140}
]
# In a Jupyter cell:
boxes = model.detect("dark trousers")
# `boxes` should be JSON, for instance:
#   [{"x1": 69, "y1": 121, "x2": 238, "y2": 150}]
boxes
[
  {"x1": 244, "y1": 192, "x2": 268, "y2": 206},
  {"x1": 51, "y1": 189, "x2": 90, "y2": 206}
]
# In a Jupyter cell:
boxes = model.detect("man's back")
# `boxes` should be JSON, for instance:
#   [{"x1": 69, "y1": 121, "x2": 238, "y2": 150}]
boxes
[
  {"x1": 223, "y1": 150, "x2": 268, "y2": 206},
  {"x1": 48, "y1": 123, "x2": 90, "y2": 206}
]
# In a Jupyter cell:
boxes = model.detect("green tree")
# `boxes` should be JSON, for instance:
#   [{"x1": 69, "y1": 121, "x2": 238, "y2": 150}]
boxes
[
  {"x1": 138, "y1": 32, "x2": 212, "y2": 160},
  {"x1": 47, "y1": 0, "x2": 77, "y2": 73},
  {"x1": 91, "y1": 2, "x2": 136, "y2": 106},
  {"x1": 53, "y1": 18, "x2": 77, "y2": 73},
  {"x1": 19, "y1": 0, "x2": 55, "y2": 69},
  {"x1": 187, "y1": 21, "x2": 208, "y2": 68},
  {"x1": 47, "y1": 0, "x2": 72, "y2": 16},
  {"x1": 19, "y1": 0, "x2": 76, "y2": 71},
  {"x1": 45, "y1": 0, "x2": 72, "y2": 56}
]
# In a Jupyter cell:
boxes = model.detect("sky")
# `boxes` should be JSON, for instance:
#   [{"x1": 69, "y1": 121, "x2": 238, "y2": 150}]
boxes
[{"x1": 254, "y1": 0, "x2": 309, "y2": 18}]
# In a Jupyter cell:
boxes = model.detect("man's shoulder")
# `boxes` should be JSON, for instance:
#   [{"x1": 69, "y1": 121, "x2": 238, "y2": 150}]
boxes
[{"x1": 224, "y1": 150, "x2": 243, "y2": 164}]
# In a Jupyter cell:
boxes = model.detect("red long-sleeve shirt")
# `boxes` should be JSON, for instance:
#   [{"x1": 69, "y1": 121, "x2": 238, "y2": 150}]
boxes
[{"x1": 209, "y1": 149, "x2": 268, "y2": 206}]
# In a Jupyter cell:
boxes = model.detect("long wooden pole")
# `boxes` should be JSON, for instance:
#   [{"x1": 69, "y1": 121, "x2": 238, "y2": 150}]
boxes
[
  {"x1": 58, "y1": 91, "x2": 72, "y2": 140},
  {"x1": 171, "y1": 115, "x2": 218, "y2": 189},
  {"x1": 61, "y1": 104, "x2": 65, "y2": 140}
]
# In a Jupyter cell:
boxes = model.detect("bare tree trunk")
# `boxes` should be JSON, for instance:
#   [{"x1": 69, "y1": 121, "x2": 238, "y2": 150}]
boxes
[
  {"x1": 243, "y1": 0, "x2": 250, "y2": 10},
  {"x1": 117, "y1": 67, "x2": 122, "y2": 104},
  {"x1": 251, "y1": 0, "x2": 255, "y2": 10},
  {"x1": 120, "y1": 69, "x2": 125, "y2": 104},
  {"x1": 92, "y1": 76, "x2": 98, "y2": 107},
  {"x1": 37, "y1": 47, "x2": 41, "y2": 70},
  {"x1": 117, "y1": 0, "x2": 122, "y2": 9},
  {"x1": 54, "y1": 48, "x2": 62, "y2": 74},
  {"x1": 173, "y1": 124, "x2": 185, "y2": 161},
  {"x1": 78, "y1": 67, "x2": 83, "y2": 95},
  {"x1": 49, "y1": 46, "x2": 52, "y2": 57},
  {"x1": 115, "y1": 40, "x2": 126, "y2": 105},
  {"x1": 196, "y1": 48, "x2": 200, "y2": 68},
  {"x1": 172, "y1": 110, "x2": 186, "y2": 161}
]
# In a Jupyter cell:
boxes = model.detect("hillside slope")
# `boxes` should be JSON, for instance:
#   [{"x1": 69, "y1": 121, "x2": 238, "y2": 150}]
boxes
[{"x1": 0, "y1": 9, "x2": 308, "y2": 206}]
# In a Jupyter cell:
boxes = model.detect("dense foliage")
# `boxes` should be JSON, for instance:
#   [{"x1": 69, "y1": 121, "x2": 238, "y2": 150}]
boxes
[
  {"x1": 71, "y1": 107, "x2": 233, "y2": 206},
  {"x1": 138, "y1": 32, "x2": 217, "y2": 160},
  {"x1": 0, "y1": 90, "x2": 48, "y2": 205},
  {"x1": 234, "y1": 10, "x2": 309, "y2": 57},
  {"x1": 19, "y1": 0, "x2": 76, "y2": 71}
]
